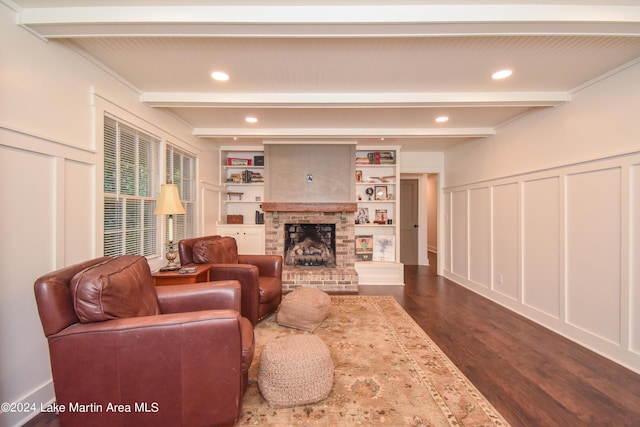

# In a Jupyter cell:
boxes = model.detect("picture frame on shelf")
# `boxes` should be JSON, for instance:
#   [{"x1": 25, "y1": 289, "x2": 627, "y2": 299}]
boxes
[
  {"x1": 355, "y1": 235, "x2": 373, "y2": 261},
  {"x1": 374, "y1": 185, "x2": 387, "y2": 200},
  {"x1": 356, "y1": 207, "x2": 370, "y2": 224},
  {"x1": 374, "y1": 209, "x2": 388, "y2": 224},
  {"x1": 373, "y1": 235, "x2": 395, "y2": 262},
  {"x1": 228, "y1": 158, "x2": 252, "y2": 166},
  {"x1": 356, "y1": 170, "x2": 363, "y2": 183}
]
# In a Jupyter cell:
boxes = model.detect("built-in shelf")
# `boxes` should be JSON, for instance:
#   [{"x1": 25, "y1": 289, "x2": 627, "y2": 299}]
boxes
[
  {"x1": 354, "y1": 147, "x2": 403, "y2": 285},
  {"x1": 220, "y1": 147, "x2": 265, "y2": 225}
]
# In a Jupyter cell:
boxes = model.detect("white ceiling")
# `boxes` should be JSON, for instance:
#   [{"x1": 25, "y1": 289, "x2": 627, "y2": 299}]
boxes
[{"x1": 8, "y1": 0, "x2": 640, "y2": 151}]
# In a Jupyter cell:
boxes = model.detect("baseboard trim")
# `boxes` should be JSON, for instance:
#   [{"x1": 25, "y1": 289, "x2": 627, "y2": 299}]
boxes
[{"x1": 1, "y1": 380, "x2": 54, "y2": 427}]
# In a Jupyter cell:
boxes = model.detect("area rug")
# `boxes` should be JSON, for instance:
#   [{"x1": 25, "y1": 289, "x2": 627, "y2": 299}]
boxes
[{"x1": 238, "y1": 295, "x2": 510, "y2": 426}]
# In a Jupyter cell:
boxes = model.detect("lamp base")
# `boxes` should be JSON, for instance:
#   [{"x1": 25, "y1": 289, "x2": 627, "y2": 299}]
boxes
[{"x1": 160, "y1": 241, "x2": 180, "y2": 271}]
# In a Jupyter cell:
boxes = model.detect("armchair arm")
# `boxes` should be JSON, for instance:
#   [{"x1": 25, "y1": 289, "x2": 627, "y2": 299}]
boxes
[
  {"x1": 209, "y1": 264, "x2": 260, "y2": 325},
  {"x1": 238, "y1": 254, "x2": 282, "y2": 278},
  {"x1": 48, "y1": 311, "x2": 245, "y2": 426},
  {"x1": 155, "y1": 280, "x2": 241, "y2": 314}
]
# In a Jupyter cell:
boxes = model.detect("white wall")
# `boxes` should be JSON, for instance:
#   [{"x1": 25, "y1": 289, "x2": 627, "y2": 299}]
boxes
[
  {"x1": 443, "y1": 61, "x2": 640, "y2": 374},
  {"x1": 0, "y1": 4, "x2": 215, "y2": 426}
]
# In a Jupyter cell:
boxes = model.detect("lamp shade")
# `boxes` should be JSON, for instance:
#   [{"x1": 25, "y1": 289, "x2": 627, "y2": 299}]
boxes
[{"x1": 154, "y1": 184, "x2": 186, "y2": 215}]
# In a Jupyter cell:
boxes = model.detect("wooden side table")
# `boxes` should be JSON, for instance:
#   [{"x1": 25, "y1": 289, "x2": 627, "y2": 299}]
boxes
[{"x1": 152, "y1": 264, "x2": 210, "y2": 286}]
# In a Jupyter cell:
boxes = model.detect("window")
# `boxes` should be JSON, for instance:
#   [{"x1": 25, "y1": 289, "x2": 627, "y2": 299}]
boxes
[
  {"x1": 165, "y1": 145, "x2": 196, "y2": 241},
  {"x1": 104, "y1": 116, "x2": 160, "y2": 257}
]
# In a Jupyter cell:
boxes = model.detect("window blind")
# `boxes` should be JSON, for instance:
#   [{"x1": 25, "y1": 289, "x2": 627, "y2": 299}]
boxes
[
  {"x1": 104, "y1": 116, "x2": 160, "y2": 257},
  {"x1": 165, "y1": 145, "x2": 196, "y2": 242}
]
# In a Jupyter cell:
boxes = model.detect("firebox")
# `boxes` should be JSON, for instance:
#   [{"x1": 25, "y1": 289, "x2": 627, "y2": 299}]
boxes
[{"x1": 284, "y1": 224, "x2": 336, "y2": 267}]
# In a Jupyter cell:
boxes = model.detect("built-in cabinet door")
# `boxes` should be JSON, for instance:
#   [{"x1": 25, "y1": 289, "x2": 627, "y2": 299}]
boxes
[
  {"x1": 238, "y1": 227, "x2": 265, "y2": 255},
  {"x1": 217, "y1": 225, "x2": 265, "y2": 255}
]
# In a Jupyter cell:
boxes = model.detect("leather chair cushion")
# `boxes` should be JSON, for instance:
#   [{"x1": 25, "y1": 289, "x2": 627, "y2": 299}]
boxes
[
  {"x1": 71, "y1": 255, "x2": 160, "y2": 323},
  {"x1": 259, "y1": 276, "x2": 282, "y2": 303},
  {"x1": 192, "y1": 237, "x2": 239, "y2": 264}
]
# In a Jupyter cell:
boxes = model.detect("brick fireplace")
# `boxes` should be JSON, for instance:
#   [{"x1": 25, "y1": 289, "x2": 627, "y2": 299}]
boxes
[{"x1": 263, "y1": 202, "x2": 358, "y2": 293}]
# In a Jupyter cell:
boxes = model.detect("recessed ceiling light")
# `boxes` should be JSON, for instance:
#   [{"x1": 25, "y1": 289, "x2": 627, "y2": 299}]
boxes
[
  {"x1": 211, "y1": 71, "x2": 229, "y2": 81},
  {"x1": 435, "y1": 116, "x2": 449, "y2": 123},
  {"x1": 492, "y1": 69, "x2": 513, "y2": 80},
  {"x1": 245, "y1": 117, "x2": 258, "y2": 123}
]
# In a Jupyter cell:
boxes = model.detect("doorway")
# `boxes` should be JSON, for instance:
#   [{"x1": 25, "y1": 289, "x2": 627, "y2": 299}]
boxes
[
  {"x1": 400, "y1": 174, "x2": 439, "y2": 266},
  {"x1": 400, "y1": 179, "x2": 419, "y2": 264}
]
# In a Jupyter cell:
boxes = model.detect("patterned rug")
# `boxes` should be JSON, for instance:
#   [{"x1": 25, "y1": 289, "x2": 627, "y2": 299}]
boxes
[{"x1": 238, "y1": 295, "x2": 510, "y2": 426}]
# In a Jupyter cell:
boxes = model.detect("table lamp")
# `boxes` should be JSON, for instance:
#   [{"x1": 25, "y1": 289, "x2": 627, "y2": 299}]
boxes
[{"x1": 154, "y1": 183, "x2": 186, "y2": 271}]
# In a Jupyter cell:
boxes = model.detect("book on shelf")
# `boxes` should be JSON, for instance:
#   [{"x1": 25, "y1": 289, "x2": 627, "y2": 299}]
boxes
[
  {"x1": 361, "y1": 151, "x2": 395, "y2": 165},
  {"x1": 227, "y1": 170, "x2": 264, "y2": 183},
  {"x1": 250, "y1": 171, "x2": 264, "y2": 182}
]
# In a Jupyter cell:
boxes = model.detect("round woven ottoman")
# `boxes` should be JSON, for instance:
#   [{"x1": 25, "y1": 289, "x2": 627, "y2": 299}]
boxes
[
  {"x1": 258, "y1": 334, "x2": 334, "y2": 408},
  {"x1": 276, "y1": 287, "x2": 332, "y2": 331}
]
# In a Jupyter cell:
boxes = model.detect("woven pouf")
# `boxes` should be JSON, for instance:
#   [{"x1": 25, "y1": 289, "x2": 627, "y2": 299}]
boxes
[
  {"x1": 276, "y1": 287, "x2": 332, "y2": 331},
  {"x1": 258, "y1": 334, "x2": 334, "y2": 408}
]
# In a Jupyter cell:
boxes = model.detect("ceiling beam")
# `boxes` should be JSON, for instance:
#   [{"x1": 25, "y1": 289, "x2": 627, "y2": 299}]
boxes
[
  {"x1": 17, "y1": 5, "x2": 640, "y2": 38},
  {"x1": 142, "y1": 91, "x2": 570, "y2": 108},
  {"x1": 192, "y1": 127, "x2": 495, "y2": 138}
]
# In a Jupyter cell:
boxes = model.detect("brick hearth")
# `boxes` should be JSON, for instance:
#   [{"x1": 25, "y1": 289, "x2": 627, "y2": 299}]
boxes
[{"x1": 264, "y1": 209, "x2": 358, "y2": 293}]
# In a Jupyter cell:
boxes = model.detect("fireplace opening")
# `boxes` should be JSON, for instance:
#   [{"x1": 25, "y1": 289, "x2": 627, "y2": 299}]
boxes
[{"x1": 284, "y1": 223, "x2": 336, "y2": 267}]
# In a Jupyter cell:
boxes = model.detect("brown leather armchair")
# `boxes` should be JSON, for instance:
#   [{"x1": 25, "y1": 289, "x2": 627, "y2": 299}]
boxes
[
  {"x1": 34, "y1": 255, "x2": 254, "y2": 427},
  {"x1": 178, "y1": 235, "x2": 282, "y2": 325}
]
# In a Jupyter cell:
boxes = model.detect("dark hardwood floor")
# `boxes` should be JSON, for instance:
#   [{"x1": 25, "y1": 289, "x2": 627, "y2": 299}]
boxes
[
  {"x1": 361, "y1": 254, "x2": 640, "y2": 427},
  {"x1": 25, "y1": 253, "x2": 640, "y2": 426}
]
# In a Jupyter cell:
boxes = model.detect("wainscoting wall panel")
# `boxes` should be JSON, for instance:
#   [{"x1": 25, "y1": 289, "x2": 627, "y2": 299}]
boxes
[
  {"x1": 522, "y1": 176, "x2": 561, "y2": 318},
  {"x1": 632, "y1": 163, "x2": 640, "y2": 355},
  {"x1": 451, "y1": 190, "x2": 469, "y2": 278},
  {"x1": 0, "y1": 141, "x2": 95, "y2": 427},
  {"x1": 566, "y1": 167, "x2": 622, "y2": 344},
  {"x1": 492, "y1": 183, "x2": 519, "y2": 300},
  {"x1": 443, "y1": 152, "x2": 640, "y2": 373},
  {"x1": 443, "y1": 191, "x2": 452, "y2": 274},
  {"x1": 469, "y1": 187, "x2": 491, "y2": 288}
]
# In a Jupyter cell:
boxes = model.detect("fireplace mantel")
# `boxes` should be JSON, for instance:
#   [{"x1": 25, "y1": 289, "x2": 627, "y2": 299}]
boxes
[{"x1": 262, "y1": 202, "x2": 357, "y2": 213}]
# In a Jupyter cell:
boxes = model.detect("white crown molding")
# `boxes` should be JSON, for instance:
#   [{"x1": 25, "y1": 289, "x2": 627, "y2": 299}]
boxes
[{"x1": 17, "y1": 4, "x2": 640, "y2": 39}]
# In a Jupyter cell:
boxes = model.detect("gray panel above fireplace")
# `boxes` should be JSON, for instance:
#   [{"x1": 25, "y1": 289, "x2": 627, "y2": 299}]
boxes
[{"x1": 264, "y1": 143, "x2": 356, "y2": 203}]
